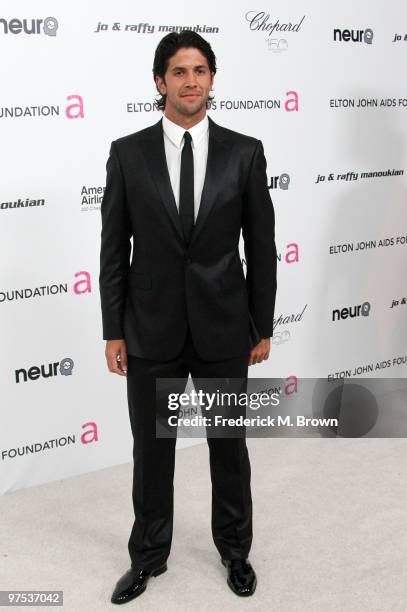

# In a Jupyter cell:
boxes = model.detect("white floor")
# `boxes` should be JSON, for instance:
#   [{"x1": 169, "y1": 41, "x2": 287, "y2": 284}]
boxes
[{"x1": 1, "y1": 438, "x2": 407, "y2": 611}]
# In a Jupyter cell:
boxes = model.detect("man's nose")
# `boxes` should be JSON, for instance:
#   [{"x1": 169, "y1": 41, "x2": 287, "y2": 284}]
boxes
[{"x1": 185, "y1": 72, "x2": 198, "y2": 87}]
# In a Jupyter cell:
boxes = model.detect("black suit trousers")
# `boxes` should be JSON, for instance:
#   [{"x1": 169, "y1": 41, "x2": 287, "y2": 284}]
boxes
[{"x1": 126, "y1": 326, "x2": 252, "y2": 571}]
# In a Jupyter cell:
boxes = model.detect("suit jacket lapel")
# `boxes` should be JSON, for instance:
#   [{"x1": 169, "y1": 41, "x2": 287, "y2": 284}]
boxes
[
  {"x1": 141, "y1": 114, "x2": 232, "y2": 248},
  {"x1": 141, "y1": 117, "x2": 184, "y2": 243},
  {"x1": 190, "y1": 115, "x2": 231, "y2": 247}
]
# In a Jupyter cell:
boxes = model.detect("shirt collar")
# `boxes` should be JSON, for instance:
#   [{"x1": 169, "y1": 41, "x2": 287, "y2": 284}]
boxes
[{"x1": 162, "y1": 113, "x2": 209, "y2": 149}]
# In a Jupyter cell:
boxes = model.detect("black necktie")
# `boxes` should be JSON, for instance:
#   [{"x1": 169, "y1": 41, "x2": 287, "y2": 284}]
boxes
[{"x1": 179, "y1": 131, "x2": 194, "y2": 245}]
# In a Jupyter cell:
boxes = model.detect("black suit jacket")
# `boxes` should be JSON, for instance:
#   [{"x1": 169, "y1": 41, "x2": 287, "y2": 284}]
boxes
[{"x1": 99, "y1": 115, "x2": 277, "y2": 361}]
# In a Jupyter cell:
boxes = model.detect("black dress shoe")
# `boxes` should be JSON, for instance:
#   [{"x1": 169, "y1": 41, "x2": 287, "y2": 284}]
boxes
[
  {"x1": 111, "y1": 563, "x2": 167, "y2": 604},
  {"x1": 221, "y1": 558, "x2": 257, "y2": 596}
]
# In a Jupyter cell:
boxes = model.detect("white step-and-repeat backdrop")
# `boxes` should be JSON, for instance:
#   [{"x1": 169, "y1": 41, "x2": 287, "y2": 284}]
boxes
[{"x1": 1, "y1": 1, "x2": 406, "y2": 493}]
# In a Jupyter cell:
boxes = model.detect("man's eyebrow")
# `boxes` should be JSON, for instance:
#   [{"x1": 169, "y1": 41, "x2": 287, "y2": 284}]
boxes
[{"x1": 171, "y1": 64, "x2": 208, "y2": 70}]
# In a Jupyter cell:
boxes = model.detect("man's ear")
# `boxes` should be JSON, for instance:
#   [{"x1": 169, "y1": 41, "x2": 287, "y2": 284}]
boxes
[{"x1": 155, "y1": 75, "x2": 166, "y2": 95}]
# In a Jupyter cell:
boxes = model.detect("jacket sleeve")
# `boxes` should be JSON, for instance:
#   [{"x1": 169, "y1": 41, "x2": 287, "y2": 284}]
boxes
[
  {"x1": 242, "y1": 139, "x2": 277, "y2": 339},
  {"x1": 99, "y1": 141, "x2": 132, "y2": 340}
]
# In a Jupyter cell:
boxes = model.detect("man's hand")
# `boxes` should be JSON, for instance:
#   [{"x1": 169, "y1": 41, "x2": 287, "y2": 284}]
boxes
[
  {"x1": 105, "y1": 339, "x2": 128, "y2": 376},
  {"x1": 249, "y1": 337, "x2": 271, "y2": 366}
]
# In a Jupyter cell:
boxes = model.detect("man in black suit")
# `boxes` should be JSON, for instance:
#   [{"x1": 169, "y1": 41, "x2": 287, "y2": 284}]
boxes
[{"x1": 99, "y1": 30, "x2": 277, "y2": 604}]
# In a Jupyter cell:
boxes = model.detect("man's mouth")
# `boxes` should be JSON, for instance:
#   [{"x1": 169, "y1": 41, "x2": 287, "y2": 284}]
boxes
[{"x1": 181, "y1": 93, "x2": 200, "y2": 98}]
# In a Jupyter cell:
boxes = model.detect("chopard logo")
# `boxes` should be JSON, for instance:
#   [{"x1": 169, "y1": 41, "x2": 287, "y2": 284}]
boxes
[{"x1": 244, "y1": 11, "x2": 305, "y2": 37}]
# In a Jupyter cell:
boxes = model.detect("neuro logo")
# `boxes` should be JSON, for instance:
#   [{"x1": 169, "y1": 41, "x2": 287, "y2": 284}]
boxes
[
  {"x1": 15, "y1": 357, "x2": 75, "y2": 383},
  {"x1": 43, "y1": 17, "x2": 58, "y2": 36},
  {"x1": 361, "y1": 302, "x2": 371, "y2": 316},
  {"x1": 0, "y1": 16, "x2": 59, "y2": 36},
  {"x1": 59, "y1": 358, "x2": 74, "y2": 376},
  {"x1": 333, "y1": 27, "x2": 373, "y2": 44},
  {"x1": 332, "y1": 301, "x2": 371, "y2": 322},
  {"x1": 279, "y1": 173, "x2": 290, "y2": 190},
  {"x1": 268, "y1": 173, "x2": 290, "y2": 190}
]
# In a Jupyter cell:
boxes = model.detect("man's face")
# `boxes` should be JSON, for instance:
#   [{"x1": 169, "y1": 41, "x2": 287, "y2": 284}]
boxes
[{"x1": 155, "y1": 46, "x2": 214, "y2": 117}]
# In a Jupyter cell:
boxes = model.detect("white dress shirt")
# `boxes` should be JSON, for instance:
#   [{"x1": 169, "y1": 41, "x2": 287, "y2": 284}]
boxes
[{"x1": 162, "y1": 113, "x2": 209, "y2": 223}]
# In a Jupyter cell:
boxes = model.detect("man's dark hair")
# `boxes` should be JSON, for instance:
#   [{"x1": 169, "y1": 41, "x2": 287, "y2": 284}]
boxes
[{"x1": 152, "y1": 30, "x2": 217, "y2": 111}]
